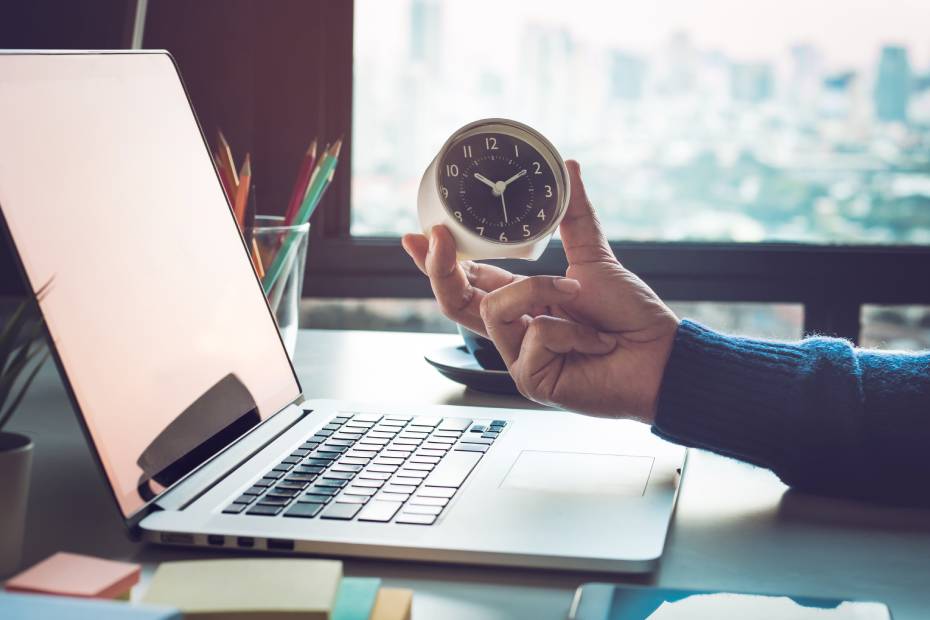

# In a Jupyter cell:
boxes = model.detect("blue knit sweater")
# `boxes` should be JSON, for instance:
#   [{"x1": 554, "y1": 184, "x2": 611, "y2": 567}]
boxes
[{"x1": 653, "y1": 320, "x2": 930, "y2": 504}]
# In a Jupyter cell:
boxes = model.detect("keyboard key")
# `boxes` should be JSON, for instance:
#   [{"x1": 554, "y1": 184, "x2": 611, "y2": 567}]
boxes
[
  {"x1": 340, "y1": 457, "x2": 371, "y2": 465},
  {"x1": 412, "y1": 416, "x2": 441, "y2": 427},
  {"x1": 295, "y1": 465, "x2": 325, "y2": 475},
  {"x1": 300, "y1": 441, "x2": 321, "y2": 451},
  {"x1": 374, "y1": 457, "x2": 404, "y2": 466},
  {"x1": 331, "y1": 464, "x2": 363, "y2": 473},
  {"x1": 247, "y1": 504, "x2": 282, "y2": 516},
  {"x1": 347, "y1": 449, "x2": 378, "y2": 459},
  {"x1": 469, "y1": 425, "x2": 487, "y2": 433},
  {"x1": 312, "y1": 430, "x2": 333, "y2": 438},
  {"x1": 422, "y1": 442, "x2": 451, "y2": 451},
  {"x1": 417, "y1": 449, "x2": 446, "y2": 458},
  {"x1": 426, "y1": 436, "x2": 456, "y2": 445},
  {"x1": 271, "y1": 485, "x2": 303, "y2": 495},
  {"x1": 409, "y1": 496, "x2": 448, "y2": 507},
  {"x1": 386, "y1": 414, "x2": 413, "y2": 421},
  {"x1": 481, "y1": 432, "x2": 500, "y2": 439},
  {"x1": 281, "y1": 455, "x2": 302, "y2": 465},
  {"x1": 222, "y1": 504, "x2": 246, "y2": 514},
  {"x1": 321, "y1": 444, "x2": 349, "y2": 453},
  {"x1": 243, "y1": 486, "x2": 265, "y2": 496},
  {"x1": 409, "y1": 455, "x2": 440, "y2": 465},
  {"x1": 270, "y1": 465, "x2": 291, "y2": 473},
  {"x1": 306, "y1": 485, "x2": 340, "y2": 496},
  {"x1": 290, "y1": 449, "x2": 311, "y2": 457},
  {"x1": 352, "y1": 479, "x2": 384, "y2": 488},
  {"x1": 372, "y1": 425, "x2": 400, "y2": 434},
  {"x1": 366, "y1": 464, "x2": 398, "y2": 473},
  {"x1": 320, "y1": 502, "x2": 363, "y2": 520},
  {"x1": 323, "y1": 471, "x2": 356, "y2": 480},
  {"x1": 353, "y1": 413, "x2": 383, "y2": 422},
  {"x1": 333, "y1": 432, "x2": 363, "y2": 440},
  {"x1": 314, "y1": 451, "x2": 343, "y2": 460},
  {"x1": 258, "y1": 496, "x2": 292, "y2": 506},
  {"x1": 366, "y1": 431, "x2": 395, "y2": 440},
  {"x1": 416, "y1": 486, "x2": 456, "y2": 498},
  {"x1": 284, "y1": 502, "x2": 324, "y2": 518},
  {"x1": 399, "y1": 431, "x2": 429, "y2": 440},
  {"x1": 459, "y1": 436, "x2": 494, "y2": 445},
  {"x1": 381, "y1": 450, "x2": 412, "y2": 459},
  {"x1": 377, "y1": 492, "x2": 411, "y2": 502},
  {"x1": 397, "y1": 469, "x2": 429, "y2": 479},
  {"x1": 333, "y1": 415, "x2": 352, "y2": 423},
  {"x1": 390, "y1": 438, "x2": 421, "y2": 446},
  {"x1": 285, "y1": 474, "x2": 316, "y2": 484},
  {"x1": 233, "y1": 493, "x2": 255, "y2": 504},
  {"x1": 297, "y1": 494, "x2": 331, "y2": 504},
  {"x1": 315, "y1": 478, "x2": 348, "y2": 488},
  {"x1": 384, "y1": 484, "x2": 418, "y2": 495},
  {"x1": 402, "y1": 504, "x2": 443, "y2": 516},
  {"x1": 391, "y1": 476, "x2": 423, "y2": 487},
  {"x1": 432, "y1": 430, "x2": 462, "y2": 439},
  {"x1": 358, "y1": 500, "x2": 403, "y2": 522},
  {"x1": 323, "y1": 423, "x2": 342, "y2": 431},
  {"x1": 334, "y1": 494, "x2": 370, "y2": 504},
  {"x1": 424, "y1": 451, "x2": 482, "y2": 488},
  {"x1": 378, "y1": 420, "x2": 406, "y2": 429},
  {"x1": 344, "y1": 486, "x2": 378, "y2": 497},
  {"x1": 275, "y1": 480, "x2": 308, "y2": 490},
  {"x1": 491, "y1": 419, "x2": 507, "y2": 427},
  {"x1": 304, "y1": 458, "x2": 333, "y2": 466},
  {"x1": 455, "y1": 443, "x2": 489, "y2": 453},
  {"x1": 253, "y1": 478, "x2": 276, "y2": 488},
  {"x1": 325, "y1": 438, "x2": 354, "y2": 447},
  {"x1": 358, "y1": 470, "x2": 391, "y2": 481},
  {"x1": 396, "y1": 513, "x2": 436, "y2": 525},
  {"x1": 358, "y1": 438, "x2": 389, "y2": 447},
  {"x1": 438, "y1": 418, "x2": 472, "y2": 431},
  {"x1": 403, "y1": 462, "x2": 434, "y2": 472}
]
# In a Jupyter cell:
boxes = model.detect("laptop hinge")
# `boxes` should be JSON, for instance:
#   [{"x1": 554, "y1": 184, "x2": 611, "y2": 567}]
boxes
[{"x1": 152, "y1": 403, "x2": 310, "y2": 512}]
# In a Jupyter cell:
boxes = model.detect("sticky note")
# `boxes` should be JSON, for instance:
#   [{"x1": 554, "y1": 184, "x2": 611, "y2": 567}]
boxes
[{"x1": 5, "y1": 552, "x2": 141, "y2": 599}]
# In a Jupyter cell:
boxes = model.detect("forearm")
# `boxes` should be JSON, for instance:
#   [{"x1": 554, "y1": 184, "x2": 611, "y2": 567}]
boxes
[{"x1": 652, "y1": 320, "x2": 930, "y2": 503}]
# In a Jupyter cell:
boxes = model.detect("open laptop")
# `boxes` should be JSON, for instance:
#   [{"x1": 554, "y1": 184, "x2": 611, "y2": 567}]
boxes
[{"x1": 0, "y1": 51, "x2": 685, "y2": 573}]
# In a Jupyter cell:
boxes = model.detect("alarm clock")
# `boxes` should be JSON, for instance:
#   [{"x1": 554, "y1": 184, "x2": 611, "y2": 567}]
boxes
[{"x1": 417, "y1": 118, "x2": 570, "y2": 260}]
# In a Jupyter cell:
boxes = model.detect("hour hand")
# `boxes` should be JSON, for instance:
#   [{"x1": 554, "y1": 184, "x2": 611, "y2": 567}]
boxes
[{"x1": 473, "y1": 172, "x2": 497, "y2": 191}]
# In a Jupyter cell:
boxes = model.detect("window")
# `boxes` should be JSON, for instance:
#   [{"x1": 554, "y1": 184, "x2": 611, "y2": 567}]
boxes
[
  {"x1": 353, "y1": 0, "x2": 930, "y2": 243},
  {"x1": 861, "y1": 305, "x2": 930, "y2": 350}
]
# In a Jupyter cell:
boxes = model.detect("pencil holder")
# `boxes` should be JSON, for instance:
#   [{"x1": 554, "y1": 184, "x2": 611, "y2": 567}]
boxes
[{"x1": 251, "y1": 215, "x2": 309, "y2": 357}]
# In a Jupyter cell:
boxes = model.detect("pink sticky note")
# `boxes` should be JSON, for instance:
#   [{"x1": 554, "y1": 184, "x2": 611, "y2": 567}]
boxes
[{"x1": 5, "y1": 552, "x2": 141, "y2": 599}]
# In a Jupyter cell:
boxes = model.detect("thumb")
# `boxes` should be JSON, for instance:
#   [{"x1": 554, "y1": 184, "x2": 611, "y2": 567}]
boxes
[{"x1": 559, "y1": 160, "x2": 615, "y2": 265}]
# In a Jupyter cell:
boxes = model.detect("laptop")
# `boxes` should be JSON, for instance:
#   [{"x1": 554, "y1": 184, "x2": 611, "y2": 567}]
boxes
[{"x1": 0, "y1": 51, "x2": 685, "y2": 573}]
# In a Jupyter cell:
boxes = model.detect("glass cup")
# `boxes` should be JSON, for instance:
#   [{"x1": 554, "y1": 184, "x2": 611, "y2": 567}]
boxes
[{"x1": 250, "y1": 215, "x2": 309, "y2": 357}]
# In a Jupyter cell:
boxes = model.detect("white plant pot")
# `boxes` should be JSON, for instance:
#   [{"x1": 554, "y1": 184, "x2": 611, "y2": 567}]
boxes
[{"x1": 0, "y1": 431, "x2": 33, "y2": 576}]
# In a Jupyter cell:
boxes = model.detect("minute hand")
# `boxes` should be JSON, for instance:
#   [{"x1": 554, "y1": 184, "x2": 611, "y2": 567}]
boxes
[{"x1": 501, "y1": 169, "x2": 527, "y2": 189}]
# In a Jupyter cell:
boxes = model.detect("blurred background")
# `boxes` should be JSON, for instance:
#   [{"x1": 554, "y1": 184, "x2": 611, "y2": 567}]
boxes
[{"x1": 2, "y1": 0, "x2": 930, "y2": 349}]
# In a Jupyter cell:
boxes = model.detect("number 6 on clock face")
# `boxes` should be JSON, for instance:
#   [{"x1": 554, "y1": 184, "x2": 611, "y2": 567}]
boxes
[{"x1": 417, "y1": 118, "x2": 570, "y2": 261}]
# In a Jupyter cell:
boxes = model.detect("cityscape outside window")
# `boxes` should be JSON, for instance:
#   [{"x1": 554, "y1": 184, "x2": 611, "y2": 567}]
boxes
[{"x1": 353, "y1": 0, "x2": 930, "y2": 244}]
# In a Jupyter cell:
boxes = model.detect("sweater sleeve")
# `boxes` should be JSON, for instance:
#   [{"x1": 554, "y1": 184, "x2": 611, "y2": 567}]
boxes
[{"x1": 652, "y1": 320, "x2": 930, "y2": 504}]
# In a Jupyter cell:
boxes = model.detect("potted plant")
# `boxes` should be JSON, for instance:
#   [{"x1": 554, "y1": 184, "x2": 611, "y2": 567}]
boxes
[{"x1": 0, "y1": 284, "x2": 50, "y2": 576}]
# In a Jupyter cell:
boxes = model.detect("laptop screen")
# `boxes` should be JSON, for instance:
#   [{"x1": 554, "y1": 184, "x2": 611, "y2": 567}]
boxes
[{"x1": 0, "y1": 52, "x2": 301, "y2": 519}]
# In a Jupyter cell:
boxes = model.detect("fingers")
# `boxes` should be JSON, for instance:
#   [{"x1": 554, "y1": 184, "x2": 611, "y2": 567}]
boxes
[
  {"x1": 480, "y1": 276, "x2": 582, "y2": 366},
  {"x1": 461, "y1": 260, "x2": 522, "y2": 292},
  {"x1": 560, "y1": 160, "x2": 615, "y2": 265},
  {"x1": 401, "y1": 233, "x2": 429, "y2": 274},
  {"x1": 511, "y1": 316, "x2": 616, "y2": 406}
]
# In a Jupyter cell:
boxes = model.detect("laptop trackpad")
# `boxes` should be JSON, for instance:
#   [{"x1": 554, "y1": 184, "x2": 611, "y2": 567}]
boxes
[{"x1": 500, "y1": 450, "x2": 653, "y2": 497}]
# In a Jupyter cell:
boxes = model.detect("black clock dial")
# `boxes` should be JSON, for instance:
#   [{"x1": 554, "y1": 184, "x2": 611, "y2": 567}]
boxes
[{"x1": 439, "y1": 132, "x2": 560, "y2": 243}]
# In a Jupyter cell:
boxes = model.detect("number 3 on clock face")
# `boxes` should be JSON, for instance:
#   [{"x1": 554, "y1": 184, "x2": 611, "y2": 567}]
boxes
[{"x1": 438, "y1": 131, "x2": 560, "y2": 243}]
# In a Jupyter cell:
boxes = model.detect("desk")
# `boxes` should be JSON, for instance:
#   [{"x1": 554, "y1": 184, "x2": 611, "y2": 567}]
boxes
[{"x1": 8, "y1": 329, "x2": 930, "y2": 618}]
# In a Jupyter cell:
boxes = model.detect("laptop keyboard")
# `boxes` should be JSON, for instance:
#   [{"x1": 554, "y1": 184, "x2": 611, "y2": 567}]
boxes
[{"x1": 222, "y1": 413, "x2": 506, "y2": 525}]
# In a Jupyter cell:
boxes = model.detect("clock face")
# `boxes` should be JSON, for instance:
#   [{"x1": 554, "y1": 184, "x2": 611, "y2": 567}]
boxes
[{"x1": 438, "y1": 131, "x2": 561, "y2": 243}]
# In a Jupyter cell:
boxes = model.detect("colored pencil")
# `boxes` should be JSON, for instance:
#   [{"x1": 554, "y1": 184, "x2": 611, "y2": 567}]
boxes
[
  {"x1": 283, "y1": 139, "x2": 317, "y2": 226},
  {"x1": 216, "y1": 130, "x2": 239, "y2": 201},
  {"x1": 251, "y1": 238, "x2": 266, "y2": 279},
  {"x1": 262, "y1": 140, "x2": 341, "y2": 293},
  {"x1": 233, "y1": 154, "x2": 251, "y2": 228}
]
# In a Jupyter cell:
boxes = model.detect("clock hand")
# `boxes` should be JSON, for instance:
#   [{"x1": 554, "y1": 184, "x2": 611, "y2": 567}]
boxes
[
  {"x1": 473, "y1": 173, "x2": 497, "y2": 191},
  {"x1": 501, "y1": 169, "x2": 527, "y2": 189},
  {"x1": 500, "y1": 191, "x2": 509, "y2": 224}
]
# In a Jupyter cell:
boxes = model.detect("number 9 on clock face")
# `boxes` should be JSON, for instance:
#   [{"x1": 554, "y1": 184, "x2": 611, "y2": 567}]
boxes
[{"x1": 418, "y1": 119, "x2": 570, "y2": 261}]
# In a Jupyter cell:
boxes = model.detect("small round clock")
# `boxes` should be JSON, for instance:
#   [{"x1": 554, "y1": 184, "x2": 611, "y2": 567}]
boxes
[{"x1": 418, "y1": 118, "x2": 570, "y2": 260}]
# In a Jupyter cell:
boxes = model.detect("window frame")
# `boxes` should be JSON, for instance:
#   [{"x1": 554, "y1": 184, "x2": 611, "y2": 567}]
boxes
[{"x1": 304, "y1": 1, "x2": 930, "y2": 343}]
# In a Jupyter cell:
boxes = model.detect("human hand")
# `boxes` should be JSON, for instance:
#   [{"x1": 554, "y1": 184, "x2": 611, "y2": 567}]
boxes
[{"x1": 402, "y1": 160, "x2": 679, "y2": 423}]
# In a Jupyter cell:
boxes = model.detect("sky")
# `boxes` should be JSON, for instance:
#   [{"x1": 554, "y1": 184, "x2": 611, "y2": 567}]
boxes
[{"x1": 357, "y1": 0, "x2": 930, "y2": 71}]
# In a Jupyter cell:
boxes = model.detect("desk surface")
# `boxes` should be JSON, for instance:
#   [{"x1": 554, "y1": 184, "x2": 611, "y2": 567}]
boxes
[{"x1": 9, "y1": 329, "x2": 930, "y2": 618}]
